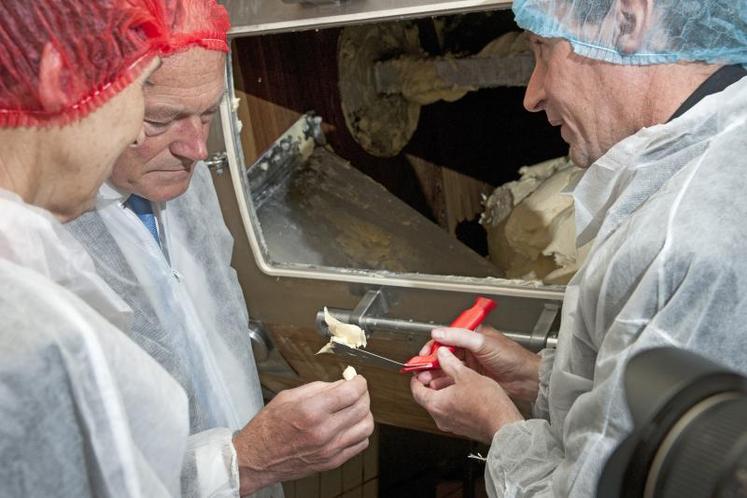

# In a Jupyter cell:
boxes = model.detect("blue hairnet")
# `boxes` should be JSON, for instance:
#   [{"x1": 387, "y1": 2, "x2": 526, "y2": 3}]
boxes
[{"x1": 512, "y1": 0, "x2": 747, "y2": 65}]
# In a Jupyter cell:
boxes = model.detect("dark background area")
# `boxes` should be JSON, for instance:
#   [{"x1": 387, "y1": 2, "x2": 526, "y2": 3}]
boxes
[
  {"x1": 379, "y1": 424, "x2": 489, "y2": 498},
  {"x1": 233, "y1": 9, "x2": 567, "y2": 226}
]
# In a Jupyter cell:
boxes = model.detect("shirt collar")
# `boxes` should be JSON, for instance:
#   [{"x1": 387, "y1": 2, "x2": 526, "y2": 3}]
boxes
[
  {"x1": 668, "y1": 65, "x2": 747, "y2": 122},
  {"x1": 97, "y1": 181, "x2": 130, "y2": 208}
]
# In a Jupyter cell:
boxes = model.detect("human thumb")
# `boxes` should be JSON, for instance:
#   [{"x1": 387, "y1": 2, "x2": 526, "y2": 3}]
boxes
[
  {"x1": 432, "y1": 327, "x2": 484, "y2": 353},
  {"x1": 437, "y1": 347, "x2": 464, "y2": 380}
]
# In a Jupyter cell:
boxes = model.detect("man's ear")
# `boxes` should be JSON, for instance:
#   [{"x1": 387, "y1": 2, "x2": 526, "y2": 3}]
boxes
[
  {"x1": 616, "y1": 0, "x2": 653, "y2": 54},
  {"x1": 38, "y1": 42, "x2": 71, "y2": 113}
]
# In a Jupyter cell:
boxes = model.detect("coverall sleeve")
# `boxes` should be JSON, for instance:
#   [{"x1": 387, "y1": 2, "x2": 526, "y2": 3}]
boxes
[
  {"x1": 531, "y1": 348, "x2": 556, "y2": 421},
  {"x1": 182, "y1": 428, "x2": 240, "y2": 498},
  {"x1": 485, "y1": 253, "x2": 747, "y2": 498}
]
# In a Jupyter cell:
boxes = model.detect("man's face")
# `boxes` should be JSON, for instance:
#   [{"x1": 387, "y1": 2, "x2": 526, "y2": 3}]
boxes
[
  {"x1": 109, "y1": 48, "x2": 225, "y2": 202},
  {"x1": 524, "y1": 34, "x2": 645, "y2": 168},
  {"x1": 52, "y1": 57, "x2": 161, "y2": 221}
]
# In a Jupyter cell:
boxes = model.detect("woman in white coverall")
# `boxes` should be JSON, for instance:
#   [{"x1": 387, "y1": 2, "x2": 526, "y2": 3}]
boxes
[
  {"x1": 411, "y1": 1, "x2": 747, "y2": 496},
  {"x1": 0, "y1": 1, "x2": 191, "y2": 497}
]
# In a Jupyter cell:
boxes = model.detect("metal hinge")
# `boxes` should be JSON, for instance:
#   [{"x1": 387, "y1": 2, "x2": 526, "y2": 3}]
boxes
[{"x1": 205, "y1": 151, "x2": 228, "y2": 176}]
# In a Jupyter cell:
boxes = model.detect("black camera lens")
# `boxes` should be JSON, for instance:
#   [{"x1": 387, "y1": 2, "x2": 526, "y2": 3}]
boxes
[
  {"x1": 716, "y1": 414, "x2": 747, "y2": 498},
  {"x1": 650, "y1": 395, "x2": 747, "y2": 498},
  {"x1": 598, "y1": 348, "x2": 747, "y2": 498}
]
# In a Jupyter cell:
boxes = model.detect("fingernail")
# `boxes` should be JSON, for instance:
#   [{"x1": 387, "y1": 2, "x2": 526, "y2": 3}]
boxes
[{"x1": 432, "y1": 329, "x2": 445, "y2": 340}]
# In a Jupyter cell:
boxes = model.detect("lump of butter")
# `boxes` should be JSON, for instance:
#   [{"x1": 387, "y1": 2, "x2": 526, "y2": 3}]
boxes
[
  {"x1": 481, "y1": 156, "x2": 590, "y2": 284},
  {"x1": 342, "y1": 365, "x2": 358, "y2": 380},
  {"x1": 317, "y1": 307, "x2": 368, "y2": 354}
]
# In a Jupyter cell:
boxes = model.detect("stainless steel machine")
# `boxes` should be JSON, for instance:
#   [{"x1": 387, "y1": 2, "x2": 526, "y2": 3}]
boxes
[{"x1": 209, "y1": 0, "x2": 568, "y2": 433}]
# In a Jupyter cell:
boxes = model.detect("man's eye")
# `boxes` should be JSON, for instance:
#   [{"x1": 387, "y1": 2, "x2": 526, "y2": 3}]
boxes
[{"x1": 145, "y1": 120, "x2": 169, "y2": 129}]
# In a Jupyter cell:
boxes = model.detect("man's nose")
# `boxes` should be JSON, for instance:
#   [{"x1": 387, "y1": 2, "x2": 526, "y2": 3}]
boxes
[
  {"x1": 523, "y1": 64, "x2": 546, "y2": 113},
  {"x1": 171, "y1": 116, "x2": 208, "y2": 161}
]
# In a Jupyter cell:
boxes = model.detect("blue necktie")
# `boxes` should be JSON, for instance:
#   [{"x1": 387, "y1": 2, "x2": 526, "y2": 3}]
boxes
[{"x1": 126, "y1": 194, "x2": 159, "y2": 243}]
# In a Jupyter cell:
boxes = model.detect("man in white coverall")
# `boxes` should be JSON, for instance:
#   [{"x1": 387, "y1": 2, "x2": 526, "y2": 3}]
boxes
[
  {"x1": 67, "y1": 1, "x2": 374, "y2": 496},
  {"x1": 411, "y1": 0, "x2": 747, "y2": 496}
]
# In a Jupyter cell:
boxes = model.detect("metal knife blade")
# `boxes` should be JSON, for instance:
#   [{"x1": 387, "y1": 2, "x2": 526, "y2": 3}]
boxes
[{"x1": 330, "y1": 342, "x2": 406, "y2": 371}]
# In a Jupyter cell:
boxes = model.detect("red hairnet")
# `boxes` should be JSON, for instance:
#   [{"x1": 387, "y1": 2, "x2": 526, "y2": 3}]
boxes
[
  {"x1": 168, "y1": 0, "x2": 230, "y2": 53},
  {"x1": 0, "y1": 0, "x2": 171, "y2": 127}
]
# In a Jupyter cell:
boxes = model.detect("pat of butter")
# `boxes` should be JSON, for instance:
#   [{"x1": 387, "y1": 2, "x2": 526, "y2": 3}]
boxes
[
  {"x1": 342, "y1": 365, "x2": 357, "y2": 380},
  {"x1": 317, "y1": 307, "x2": 367, "y2": 354}
]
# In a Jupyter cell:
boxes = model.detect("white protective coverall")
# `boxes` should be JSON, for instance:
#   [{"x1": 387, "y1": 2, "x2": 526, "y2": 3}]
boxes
[
  {"x1": 67, "y1": 164, "x2": 283, "y2": 498},
  {"x1": 485, "y1": 75, "x2": 747, "y2": 497},
  {"x1": 0, "y1": 190, "x2": 189, "y2": 498}
]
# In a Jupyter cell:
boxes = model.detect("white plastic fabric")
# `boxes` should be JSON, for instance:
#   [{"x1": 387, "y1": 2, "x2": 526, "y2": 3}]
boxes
[
  {"x1": 512, "y1": 0, "x2": 747, "y2": 65},
  {"x1": 485, "y1": 75, "x2": 747, "y2": 496},
  {"x1": 67, "y1": 163, "x2": 282, "y2": 498},
  {"x1": 0, "y1": 190, "x2": 189, "y2": 498}
]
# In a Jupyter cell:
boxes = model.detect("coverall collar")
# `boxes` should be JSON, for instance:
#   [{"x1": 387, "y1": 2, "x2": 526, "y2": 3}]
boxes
[{"x1": 572, "y1": 73, "x2": 747, "y2": 247}]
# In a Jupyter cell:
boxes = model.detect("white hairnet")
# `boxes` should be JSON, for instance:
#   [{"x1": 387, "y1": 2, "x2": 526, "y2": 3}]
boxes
[
  {"x1": 485, "y1": 73, "x2": 747, "y2": 495},
  {"x1": 0, "y1": 189, "x2": 189, "y2": 498},
  {"x1": 513, "y1": 0, "x2": 747, "y2": 65}
]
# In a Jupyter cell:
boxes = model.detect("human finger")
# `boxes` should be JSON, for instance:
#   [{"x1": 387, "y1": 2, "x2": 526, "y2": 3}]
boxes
[
  {"x1": 414, "y1": 370, "x2": 433, "y2": 385},
  {"x1": 304, "y1": 389, "x2": 370, "y2": 447},
  {"x1": 418, "y1": 339, "x2": 434, "y2": 356},
  {"x1": 436, "y1": 347, "x2": 466, "y2": 381},
  {"x1": 428, "y1": 375, "x2": 455, "y2": 390},
  {"x1": 330, "y1": 411, "x2": 374, "y2": 451},
  {"x1": 292, "y1": 380, "x2": 342, "y2": 397},
  {"x1": 477, "y1": 324, "x2": 507, "y2": 340},
  {"x1": 415, "y1": 368, "x2": 448, "y2": 385},
  {"x1": 325, "y1": 438, "x2": 371, "y2": 470},
  {"x1": 431, "y1": 327, "x2": 485, "y2": 353},
  {"x1": 314, "y1": 376, "x2": 368, "y2": 414},
  {"x1": 410, "y1": 375, "x2": 437, "y2": 409},
  {"x1": 326, "y1": 386, "x2": 371, "y2": 431},
  {"x1": 338, "y1": 381, "x2": 371, "y2": 417}
]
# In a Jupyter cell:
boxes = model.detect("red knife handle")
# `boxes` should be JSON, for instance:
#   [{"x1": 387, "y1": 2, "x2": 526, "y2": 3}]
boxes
[
  {"x1": 400, "y1": 297, "x2": 497, "y2": 372},
  {"x1": 428, "y1": 297, "x2": 496, "y2": 357}
]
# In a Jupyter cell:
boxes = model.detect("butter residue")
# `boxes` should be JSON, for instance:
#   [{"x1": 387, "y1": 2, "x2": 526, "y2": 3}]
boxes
[
  {"x1": 390, "y1": 31, "x2": 531, "y2": 106},
  {"x1": 481, "y1": 157, "x2": 590, "y2": 284},
  {"x1": 317, "y1": 307, "x2": 368, "y2": 354},
  {"x1": 342, "y1": 365, "x2": 358, "y2": 380}
]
